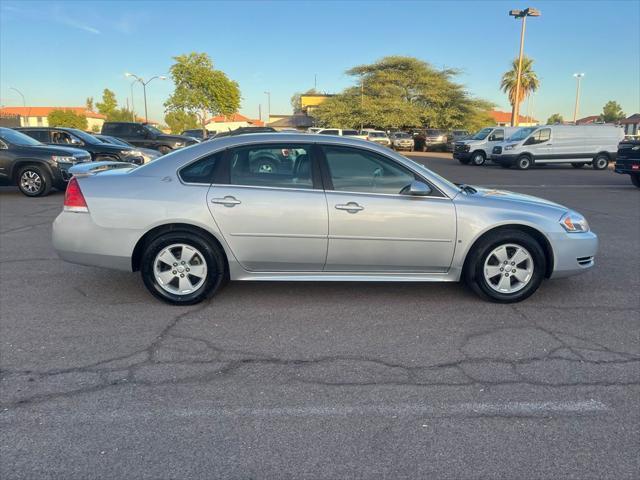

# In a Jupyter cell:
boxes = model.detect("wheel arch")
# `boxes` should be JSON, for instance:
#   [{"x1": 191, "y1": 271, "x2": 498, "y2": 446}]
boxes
[
  {"x1": 461, "y1": 224, "x2": 554, "y2": 278},
  {"x1": 11, "y1": 159, "x2": 54, "y2": 182},
  {"x1": 131, "y1": 222, "x2": 229, "y2": 274}
]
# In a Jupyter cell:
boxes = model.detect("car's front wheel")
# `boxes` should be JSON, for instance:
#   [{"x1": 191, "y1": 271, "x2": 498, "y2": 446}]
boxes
[
  {"x1": 17, "y1": 165, "x2": 52, "y2": 197},
  {"x1": 141, "y1": 231, "x2": 226, "y2": 305},
  {"x1": 465, "y1": 229, "x2": 546, "y2": 303},
  {"x1": 515, "y1": 155, "x2": 533, "y2": 170},
  {"x1": 592, "y1": 154, "x2": 609, "y2": 170},
  {"x1": 471, "y1": 151, "x2": 486, "y2": 166}
]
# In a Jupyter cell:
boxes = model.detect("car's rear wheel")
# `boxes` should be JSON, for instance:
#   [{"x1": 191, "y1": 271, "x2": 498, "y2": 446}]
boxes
[
  {"x1": 571, "y1": 162, "x2": 585, "y2": 168},
  {"x1": 141, "y1": 231, "x2": 226, "y2": 305},
  {"x1": 471, "y1": 151, "x2": 486, "y2": 166},
  {"x1": 464, "y1": 229, "x2": 546, "y2": 303},
  {"x1": 17, "y1": 165, "x2": 52, "y2": 197},
  {"x1": 515, "y1": 155, "x2": 532, "y2": 170},
  {"x1": 631, "y1": 173, "x2": 640, "y2": 188},
  {"x1": 592, "y1": 154, "x2": 609, "y2": 170}
]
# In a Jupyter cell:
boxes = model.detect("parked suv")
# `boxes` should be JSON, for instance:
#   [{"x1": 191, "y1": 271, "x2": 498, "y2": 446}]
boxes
[
  {"x1": 101, "y1": 122, "x2": 197, "y2": 154},
  {"x1": 454, "y1": 126, "x2": 520, "y2": 165},
  {"x1": 614, "y1": 139, "x2": 640, "y2": 187},
  {"x1": 181, "y1": 129, "x2": 208, "y2": 141},
  {"x1": 389, "y1": 132, "x2": 414, "y2": 151},
  {"x1": 18, "y1": 127, "x2": 144, "y2": 164},
  {"x1": 0, "y1": 127, "x2": 90, "y2": 196}
]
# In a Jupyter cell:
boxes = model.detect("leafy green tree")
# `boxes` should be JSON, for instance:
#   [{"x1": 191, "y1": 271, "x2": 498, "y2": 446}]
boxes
[
  {"x1": 165, "y1": 52, "x2": 240, "y2": 135},
  {"x1": 546, "y1": 113, "x2": 564, "y2": 124},
  {"x1": 47, "y1": 110, "x2": 88, "y2": 130},
  {"x1": 85, "y1": 97, "x2": 94, "y2": 111},
  {"x1": 165, "y1": 110, "x2": 200, "y2": 134},
  {"x1": 96, "y1": 89, "x2": 118, "y2": 118},
  {"x1": 599, "y1": 100, "x2": 625, "y2": 123},
  {"x1": 108, "y1": 107, "x2": 135, "y2": 122},
  {"x1": 500, "y1": 56, "x2": 540, "y2": 123},
  {"x1": 313, "y1": 56, "x2": 494, "y2": 131}
]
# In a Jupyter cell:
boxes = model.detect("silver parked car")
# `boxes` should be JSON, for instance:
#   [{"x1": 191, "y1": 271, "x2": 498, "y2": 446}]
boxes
[{"x1": 53, "y1": 134, "x2": 597, "y2": 305}]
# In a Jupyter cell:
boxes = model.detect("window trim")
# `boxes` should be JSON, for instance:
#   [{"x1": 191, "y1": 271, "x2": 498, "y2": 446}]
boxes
[{"x1": 317, "y1": 144, "x2": 445, "y2": 198}]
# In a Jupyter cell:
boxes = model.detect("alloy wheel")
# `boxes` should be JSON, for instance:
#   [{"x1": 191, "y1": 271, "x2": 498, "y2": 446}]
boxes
[
  {"x1": 20, "y1": 170, "x2": 42, "y2": 194},
  {"x1": 153, "y1": 243, "x2": 208, "y2": 295},
  {"x1": 483, "y1": 243, "x2": 534, "y2": 294}
]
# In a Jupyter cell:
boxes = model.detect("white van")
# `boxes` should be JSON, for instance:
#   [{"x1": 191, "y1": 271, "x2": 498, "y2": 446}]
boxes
[
  {"x1": 453, "y1": 126, "x2": 521, "y2": 165},
  {"x1": 490, "y1": 124, "x2": 624, "y2": 170}
]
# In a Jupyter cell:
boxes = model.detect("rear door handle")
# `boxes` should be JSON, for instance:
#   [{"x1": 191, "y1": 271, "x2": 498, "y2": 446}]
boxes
[
  {"x1": 335, "y1": 202, "x2": 364, "y2": 213},
  {"x1": 211, "y1": 196, "x2": 241, "y2": 207}
]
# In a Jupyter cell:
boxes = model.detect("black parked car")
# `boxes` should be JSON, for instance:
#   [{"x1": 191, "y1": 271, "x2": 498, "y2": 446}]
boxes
[
  {"x1": 94, "y1": 135, "x2": 161, "y2": 164},
  {"x1": 181, "y1": 129, "x2": 209, "y2": 141},
  {"x1": 17, "y1": 127, "x2": 144, "y2": 164},
  {"x1": 101, "y1": 122, "x2": 197, "y2": 154},
  {"x1": 0, "y1": 127, "x2": 91, "y2": 196},
  {"x1": 614, "y1": 139, "x2": 640, "y2": 188}
]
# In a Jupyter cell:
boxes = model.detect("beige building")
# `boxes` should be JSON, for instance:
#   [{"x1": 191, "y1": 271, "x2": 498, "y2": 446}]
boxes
[{"x1": 0, "y1": 107, "x2": 107, "y2": 131}]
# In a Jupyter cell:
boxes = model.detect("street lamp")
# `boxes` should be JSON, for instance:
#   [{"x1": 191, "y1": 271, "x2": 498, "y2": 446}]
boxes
[
  {"x1": 572, "y1": 73, "x2": 585, "y2": 124},
  {"x1": 125, "y1": 72, "x2": 167, "y2": 123},
  {"x1": 9, "y1": 87, "x2": 25, "y2": 107},
  {"x1": 128, "y1": 79, "x2": 138, "y2": 121},
  {"x1": 508, "y1": 7, "x2": 540, "y2": 127},
  {"x1": 264, "y1": 91, "x2": 271, "y2": 125}
]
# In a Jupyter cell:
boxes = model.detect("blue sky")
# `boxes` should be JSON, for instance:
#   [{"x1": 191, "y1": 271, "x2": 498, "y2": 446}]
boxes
[{"x1": 1, "y1": 0, "x2": 638, "y2": 125}]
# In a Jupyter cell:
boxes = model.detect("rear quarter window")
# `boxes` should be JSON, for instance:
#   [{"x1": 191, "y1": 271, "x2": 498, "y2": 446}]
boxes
[{"x1": 179, "y1": 151, "x2": 224, "y2": 184}]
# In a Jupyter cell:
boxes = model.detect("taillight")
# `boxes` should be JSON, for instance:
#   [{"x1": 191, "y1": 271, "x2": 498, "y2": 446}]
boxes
[{"x1": 64, "y1": 177, "x2": 89, "y2": 212}]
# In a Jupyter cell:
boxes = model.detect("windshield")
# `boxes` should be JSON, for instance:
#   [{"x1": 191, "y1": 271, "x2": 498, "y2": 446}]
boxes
[
  {"x1": 146, "y1": 125, "x2": 163, "y2": 135},
  {"x1": 64, "y1": 128, "x2": 100, "y2": 144},
  {"x1": 508, "y1": 127, "x2": 538, "y2": 141},
  {"x1": 101, "y1": 135, "x2": 132, "y2": 147},
  {"x1": 471, "y1": 128, "x2": 493, "y2": 140},
  {"x1": 0, "y1": 128, "x2": 42, "y2": 146},
  {"x1": 425, "y1": 129, "x2": 442, "y2": 136},
  {"x1": 369, "y1": 132, "x2": 386, "y2": 138},
  {"x1": 394, "y1": 133, "x2": 411, "y2": 138}
]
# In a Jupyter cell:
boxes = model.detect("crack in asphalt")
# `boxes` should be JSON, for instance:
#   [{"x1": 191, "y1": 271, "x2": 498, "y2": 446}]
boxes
[{"x1": 1, "y1": 303, "x2": 638, "y2": 410}]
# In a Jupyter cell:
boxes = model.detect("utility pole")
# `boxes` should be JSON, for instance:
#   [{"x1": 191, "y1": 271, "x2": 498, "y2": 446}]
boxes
[
  {"x1": 360, "y1": 77, "x2": 364, "y2": 131},
  {"x1": 264, "y1": 91, "x2": 271, "y2": 125},
  {"x1": 258, "y1": 104, "x2": 262, "y2": 123},
  {"x1": 573, "y1": 73, "x2": 585, "y2": 124},
  {"x1": 508, "y1": 7, "x2": 540, "y2": 127}
]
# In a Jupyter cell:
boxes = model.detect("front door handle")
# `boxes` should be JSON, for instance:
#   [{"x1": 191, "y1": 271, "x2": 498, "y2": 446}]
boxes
[
  {"x1": 211, "y1": 196, "x2": 241, "y2": 207},
  {"x1": 335, "y1": 202, "x2": 364, "y2": 213}
]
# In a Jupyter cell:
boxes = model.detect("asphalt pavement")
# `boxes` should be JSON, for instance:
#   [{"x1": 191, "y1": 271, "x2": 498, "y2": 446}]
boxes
[{"x1": 1, "y1": 155, "x2": 638, "y2": 479}]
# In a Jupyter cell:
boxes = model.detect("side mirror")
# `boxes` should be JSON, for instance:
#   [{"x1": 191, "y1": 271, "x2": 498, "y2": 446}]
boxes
[
  {"x1": 70, "y1": 137, "x2": 83, "y2": 146},
  {"x1": 404, "y1": 180, "x2": 432, "y2": 196}
]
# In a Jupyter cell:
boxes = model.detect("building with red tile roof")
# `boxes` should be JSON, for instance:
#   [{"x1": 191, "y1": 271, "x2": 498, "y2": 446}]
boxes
[{"x1": 0, "y1": 106, "x2": 106, "y2": 131}]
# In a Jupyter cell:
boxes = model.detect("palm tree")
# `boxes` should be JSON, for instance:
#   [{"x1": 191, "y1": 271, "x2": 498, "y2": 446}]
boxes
[{"x1": 500, "y1": 56, "x2": 540, "y2": 123}]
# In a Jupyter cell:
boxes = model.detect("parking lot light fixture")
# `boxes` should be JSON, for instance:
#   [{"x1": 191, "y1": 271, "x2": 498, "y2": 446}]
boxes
[
  {"x1": 124, "y1": 72, "x2": 167, "y2": 123},
  {"x1": 9, "y1": 87, "x2": 26, "y2": 107},
  {"x1": 573, "y1": 73, "x2": 585, "y2": 124},
  {"x1": 508, "y1": 7, "x2": 541, "y2": 127}
]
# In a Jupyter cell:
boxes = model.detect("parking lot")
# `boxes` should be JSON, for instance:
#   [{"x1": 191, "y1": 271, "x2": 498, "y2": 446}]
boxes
[{"x1": 1, "y1": 155, "x2": 638, "y2": 479}]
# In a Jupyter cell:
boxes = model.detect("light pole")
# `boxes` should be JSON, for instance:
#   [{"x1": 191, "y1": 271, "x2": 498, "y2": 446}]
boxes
[
  {"x1": 264, "y1": 91, "x2": 271, "y2": 125},
  {"x1": 572, "y1": 73, "x2": 585, "y2": 124},
  {"x1": 508, "y1": 7, "x2": 540, "y2": 127},
  {"x1": 125, "y1": 73, "x2": 166, "y2": 123},
  {"x1": 9, "y1": 87, "x2": 25, "y2": 107},
  {"x1": 129, "y1": 79, "x2": 137, "y2": 121}
]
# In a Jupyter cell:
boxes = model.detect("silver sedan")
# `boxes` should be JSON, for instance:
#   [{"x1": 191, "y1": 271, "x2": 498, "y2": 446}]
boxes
[{"x1": 53, "y1": 134, "x2": 597, "y2": 304}]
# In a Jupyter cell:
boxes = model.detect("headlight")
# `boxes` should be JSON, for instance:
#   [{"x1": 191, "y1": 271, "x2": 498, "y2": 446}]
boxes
[
  {"x1": 51, "y1": 155, "x2": 75, "y2": 163},
  {"x1": 560, "y1": 212, "x2": 590, "y2": 233},
  {"x1": 123, "y1": 150, "x2": 143, "y2": 157},
  {"x1": 174, "y1": 142, "x2": 185, "y2": 148},
  {"x1": 504, "y1": 144, "x2": 517, "y2": 151}
]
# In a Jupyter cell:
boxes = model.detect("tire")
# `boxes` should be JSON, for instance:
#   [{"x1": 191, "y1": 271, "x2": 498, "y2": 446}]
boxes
[
  {"x1": 140, "y1": 231, "x2": 226, "y2": 305},
  {"x1": 631, "y1": 174, "x2": 640, "y2": 188},
  {"x1": 464, "y1": 229, "x2": 546, "y2": 303},
  {"x1": 158, "y1": 146, "x2": 172, "y2": 155},
  {"x1": 571, "y1": 163, "x2": 585, "y2": 168},
  {"x1": 471, "y1": 151, "x2": 486, "y2": 166},
  {"x1": 17, "y1": 165, "x2": 52, "y2": 197},
  {"x1": 592, "y1": 154, "x2": 609, "y2": 170},
  {"x1": 515, "y1": 155, "x2": 532, "y2": 170}
]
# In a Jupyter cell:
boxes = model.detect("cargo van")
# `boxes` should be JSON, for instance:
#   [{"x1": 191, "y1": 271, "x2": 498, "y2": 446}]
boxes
[
  {"x1": 453, "y1": 126, "x2": 521, "y2": 165},
  {"x1": 490, "y1": 124, "x2": 624, "y2": 170}
]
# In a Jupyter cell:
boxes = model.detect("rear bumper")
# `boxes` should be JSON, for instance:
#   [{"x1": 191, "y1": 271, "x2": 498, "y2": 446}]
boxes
[
  {"x1": 614, "y1": 160, "x2": 640, "y2": 175},
  {"x1": 549, "y1": 231, "x2": 598, "y2": 279},
  {"x1": 52, "y1": 211, "x2": 136, "y2": 271}
]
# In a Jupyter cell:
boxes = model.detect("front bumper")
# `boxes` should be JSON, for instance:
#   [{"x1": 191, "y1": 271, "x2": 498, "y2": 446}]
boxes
[
  {"x1": 491, "y1": 154, "x2": 518, "y2": 166},
  {"x1": 453, "y1": 151, "x2": 472, "y2": 160},
  {"x1": 549, "y1": 231, "x2": 598, "y2": 279}
]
